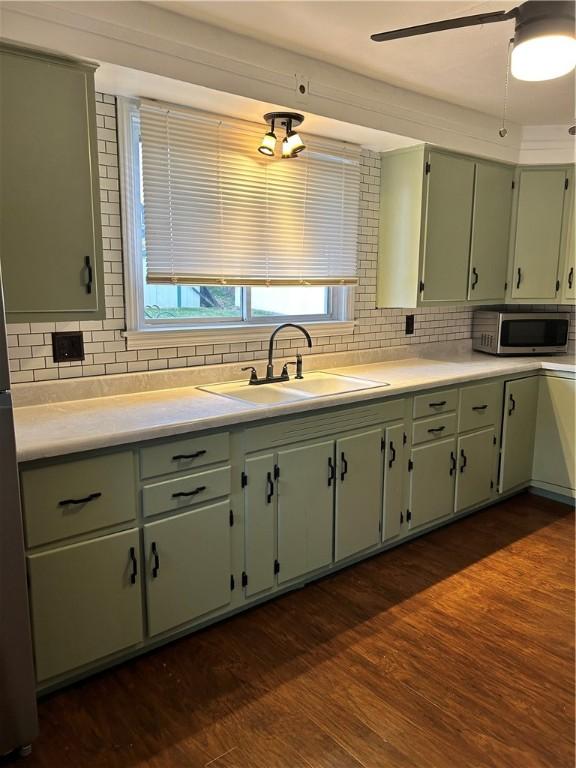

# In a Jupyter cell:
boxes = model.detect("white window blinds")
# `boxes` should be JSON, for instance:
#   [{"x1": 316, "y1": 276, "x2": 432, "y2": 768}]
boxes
[{"x1": 139, "y1": 101, "x2": 360, "y2": 286}]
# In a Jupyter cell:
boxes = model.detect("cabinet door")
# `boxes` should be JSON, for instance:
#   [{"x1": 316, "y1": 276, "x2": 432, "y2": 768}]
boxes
[
  {"x1": 500, "y1": 377, "x2": 539, "y2": 493},
  {"x1": 144, "y1": 501, "x2": 232, "y2": 637},
  {"x1": 335, "y1": 428, "x2": 382, "y2": 561},
  {"x1": 455, "y1": 428, "x2": 495, "y2": 513},
  {"x1": 511, "y1": 168, "x2": 568, "y2": 300},
  {"x1": 0, "y1": 48, "x2": 103, "y2": 321},
  {"x1": 28, "y1": 529, "x2": 143, "y2": 682},
  {"x1": 561, "y1": 193, "x2": 575, "y2": 303},
  {"x1": 382, "y1": 424, "x2": 405, "y2": 542},
  {"x1": 409, "y1": 438, "x2": 456, "y2": 530},
  {"x1": 276, "y1": 441, "x2": 334, "y2": 584},
  {"x1": 243, "y1": 453, "x2": 276, "y2": 597},
  {"x1": 469, "y1": 162, "x2": 514, "y2": 301},
  {"x1": 421, "y1": 151, "x2": 475, "y2": 302},
  {"x1": 533, "y1": 376, "x2": 576, "y2": 493}
]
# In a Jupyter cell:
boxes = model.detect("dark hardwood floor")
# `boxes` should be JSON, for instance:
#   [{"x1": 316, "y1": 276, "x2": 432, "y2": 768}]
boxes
[{"x1": 15, "y1": 492, "x2": 575, "y2": 768}]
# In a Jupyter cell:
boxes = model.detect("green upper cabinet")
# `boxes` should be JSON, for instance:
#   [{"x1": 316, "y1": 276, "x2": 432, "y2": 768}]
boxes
[
  {"x1": 468, "y1": 161, "x2": 514, "y2": 302},
  {"x1": 560, "y1": 174, "x2": 575, "y2": 304},
  {"x1": 0, "y1": 43, "x2": 104, "y2": 322},
  {"x1": 508, "y1": 166, "x2": 572, "y2": 302},
  {"x1": 376, "y1": 146, "x2": 514, "y2": 308}
]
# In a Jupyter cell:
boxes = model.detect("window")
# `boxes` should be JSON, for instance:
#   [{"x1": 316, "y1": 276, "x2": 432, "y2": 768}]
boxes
[{"x1": 119, "y1": 98, "x2": 358, "y2": 345}]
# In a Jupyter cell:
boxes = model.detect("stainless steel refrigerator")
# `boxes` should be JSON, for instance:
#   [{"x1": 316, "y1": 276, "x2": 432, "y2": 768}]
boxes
[{"x1": 0, "y1": 265, "x2": 38, "y2": 757}]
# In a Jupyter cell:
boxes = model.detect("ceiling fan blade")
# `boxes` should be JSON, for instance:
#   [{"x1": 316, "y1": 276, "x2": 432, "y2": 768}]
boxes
[{"x1": 371, "y1": 8, "x2": 518, "y2": 42}]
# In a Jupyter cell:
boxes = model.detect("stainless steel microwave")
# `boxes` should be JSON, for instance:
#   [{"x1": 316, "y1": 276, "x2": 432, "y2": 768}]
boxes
[{"x1": 472, "y1": 311, "x2": 570, "y2": 355}]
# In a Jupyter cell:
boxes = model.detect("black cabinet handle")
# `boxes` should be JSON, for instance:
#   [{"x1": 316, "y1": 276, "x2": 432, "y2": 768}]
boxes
[
  {"x1": 472, "y1": 404, "x2": 488, "y2": 411},
  {"x1": 151, "y1": 542, "x2": 160, "y2": 578},
  {"x1": 129, "y1": 547, "x2": 138, "y2": 585},
  {"x1": 172, "y1": 449, "x2": 207, "y2": 461},
  {"x1": 460, "y1": 449, "x2": 467, "y2": 473},
  {"x1": 266, "y1": 472, "x2": 274, "y2": 504},
  {"x1": 340, "y1": 452, "x2": 348, "y2": 482},
  {"x1": 85, "y1": 256, "x2": 93, "y2": 295},
  {"x1": 508, "y1": 394, "x2": 516, "y2": 417},
  {"x1": 328, "y1": 456, "x2": 336, "y2": 487},
  {"x1": 429, "y1": 401, "x2": 447, "y2": 408},
  {"x1": 516, "y1": 267, "x2": 522, "y2": 289},
  {"x1": 58, "y1": 491, "x2": 101, "y2": 507},
  {"x1": 569, "y1": 267, "x2": 574, "y2": 290},
  {"x1": 388, "y1": 441, "x2": 396, "y2": 469},
  {"x1": 427, "y1": 426, "x2": 445, "y2": 434},
  {"x1": 471, "y1": 267, "x2": 479, "y2": 290},
  {"x1": 450, "y1": 452, "x2": 457, "y2": 476},
  {"x1": 172, "y1": 485, "x2": 206, "y2": 499}
]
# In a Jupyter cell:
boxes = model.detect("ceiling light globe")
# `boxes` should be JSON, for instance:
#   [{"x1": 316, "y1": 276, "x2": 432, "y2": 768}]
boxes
[
  {"x1": 258, "y1": 131, "x2": 277, "y2": 156},
  {"x1": 511, "y1": 34, "x2": 576, "y2": 81}
]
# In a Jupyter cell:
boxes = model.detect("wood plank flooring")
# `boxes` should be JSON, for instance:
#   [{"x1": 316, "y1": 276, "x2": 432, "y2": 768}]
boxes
[{"x1": 14, "y1": 492, "x2": 575, "y2": 768}]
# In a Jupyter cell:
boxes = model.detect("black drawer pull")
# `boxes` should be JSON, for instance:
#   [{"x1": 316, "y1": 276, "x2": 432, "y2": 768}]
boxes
[
  {"x1": 58, "y1": 492, "x2": 101, "y2": 507},
  {"x1": 151, "y1": 542, "x2": 160, "y2": 578},
  {"x1": 388, "y1": 441, "x2": 396, "y2": 469},
  {"x1": 427, "y1": 426, "x2": 446, "y2": 434},
  {"x1": 85, "y1": 256, "x2": 93, "y2": 295},
  {"x1": 172, "y1": 485, "x2": 206, "y2": 499},
  {"x1": 172, "y1": 449, "x2": 207, "y2": 461},
  {"x1": 429, "y1": 401, "x2": 447, "y2": 408},
  {"x1": 460, "y1": 449, "x2": 467, "y2": 473},
  {"x1": 129, "y1": 547, "x2": 138, "y2": 585},
  {"x1": 450, "y1": 452, "x2": 457, "y2": 476},
  {"x1": 569, "y1": 267, "x2": 574, "y2": 290},
  {"x1": 266, "y1": 472, "x2": 274, "y2": 504},
  {"x1": 340, "y1": 452, "x2": 348, "y2": 482},
  {"x1": 328, "y1": 456, "x2": 336, "y2": 487},
  {"x1": 472, "y1": 404, "x2": 488, "y2": 411}
]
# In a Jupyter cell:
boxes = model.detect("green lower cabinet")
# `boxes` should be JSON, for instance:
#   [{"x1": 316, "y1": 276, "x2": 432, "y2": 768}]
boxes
[
  {"x1": 243, "y1": 453, "x2": 276, "y2": 597},
  {"x1": 408, "y1": 437, "x2": 456, "y2": 531},
  {"x1": 27, "y1": 529, "x2": 143, "y2": 682},
  {"x1": 499, "y1": 377, "x2": 539, "y2": 493},
  {"x1": 143, "y1": 501, "x2": 232, "y2": 637},
  {"x1": 382, "y1": 424, "x2": 405, "y2": 542},
  {"x1": 533, "y1": 376, "x2": 576, "y2": 493},
  {"x1": 455, "y1": 428, "x2": 495, "y2": 513},
  {"x1": 335, "y1": 428, "x2": 383, "y2": 561},
  {"x1": 276, "y1": 440, "x2": 334, "y2": 584}
]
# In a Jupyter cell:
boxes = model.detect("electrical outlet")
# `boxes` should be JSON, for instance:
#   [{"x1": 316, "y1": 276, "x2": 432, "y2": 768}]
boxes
[
  {"x1": 405, "y1": 314, "x2": 415, "y2": 335},
  {"x1": 52, "y1": 331, "x2": 85, "y2": 363}
]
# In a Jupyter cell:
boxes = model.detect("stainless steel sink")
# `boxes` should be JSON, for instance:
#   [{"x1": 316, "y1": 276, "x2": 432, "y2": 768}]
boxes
[{"x1": 199, "y1": 371, "x2": 388, "y2": 406}]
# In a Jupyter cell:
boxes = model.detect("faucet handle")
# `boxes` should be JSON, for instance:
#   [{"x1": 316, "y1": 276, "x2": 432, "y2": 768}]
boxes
[
  {"x1": 280, "y1": 361, "x2": 296, "y2": 379},
  {"x1": 241, "y1": 366, "x2": 259, "y2": 384}
]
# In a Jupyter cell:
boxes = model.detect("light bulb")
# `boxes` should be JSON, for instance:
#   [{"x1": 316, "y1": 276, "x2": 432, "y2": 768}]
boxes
[
  {"x1": 511, "y1": 34, "x2": 576, "y2": 81},
  {"x1": 258, "y1": 130, "x2": 277, "y2": 156}
]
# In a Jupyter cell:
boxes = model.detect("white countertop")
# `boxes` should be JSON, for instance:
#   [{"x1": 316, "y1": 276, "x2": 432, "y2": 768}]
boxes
[{"x1": 13, "y1": 352, "x2": 575, "y2": 463}]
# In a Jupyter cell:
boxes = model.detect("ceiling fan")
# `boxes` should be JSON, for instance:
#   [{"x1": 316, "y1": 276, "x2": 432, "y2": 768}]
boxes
[{"x1": 371, "y1": 1, "x2": 576, "y2": 81}]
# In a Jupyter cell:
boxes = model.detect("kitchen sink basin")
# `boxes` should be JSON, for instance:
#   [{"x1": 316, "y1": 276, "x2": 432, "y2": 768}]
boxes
[{"x1": 199, "y1": 371, "x2": 388, "y2": 406}]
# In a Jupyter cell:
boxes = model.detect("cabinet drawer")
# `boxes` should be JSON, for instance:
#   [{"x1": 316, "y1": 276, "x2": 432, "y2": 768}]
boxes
[
  {"x1": 21, "y1": 452, "x2": 136, "y2": 548},
  {"x1": 459, "y1": 382, "x2": 501, "y2": 432},
  {"x1": 413, "y1": 389, "x2": 458, "y2": 419},
  {"x1": 140, "y1": 432, "x2": 229, "y2": 479},
  {"x1": 142, "y1": 466, "x2": 231, "y2": 518},
  {"x1": 412, "y1": 413, "x2": 457, "y2": 445}
]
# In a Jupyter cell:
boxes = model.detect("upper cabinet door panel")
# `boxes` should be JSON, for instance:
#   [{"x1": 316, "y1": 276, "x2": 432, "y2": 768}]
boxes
[
  {"x1": 0, "y1": 48, "x2": 103, "y2": 320},
  {"x1": 421, "y1": 151, "x2": 475, "y2": 302},
  {"x1": 511, "y1": 168, "x2": 567, "y2": 301},
  {"x1": 469, "y1": 162, "x2": 514, "y2": 301}
]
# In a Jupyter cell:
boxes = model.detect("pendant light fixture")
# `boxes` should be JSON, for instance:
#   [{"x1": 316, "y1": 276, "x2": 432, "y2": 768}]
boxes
[{"x1": 259, "y1": 112, "x2": 306, "y2": 158}]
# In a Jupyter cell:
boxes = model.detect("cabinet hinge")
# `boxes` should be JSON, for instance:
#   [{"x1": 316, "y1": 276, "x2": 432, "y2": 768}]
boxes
[
  {"x1": 425, "y1": 161, "x2": 431, "y2": 175},
  {"x1": 400, "y1": 510, "x2": 404, "y2": 524},
  {"x1": 406, "y1": 510, "x2": 412, "y2": 522},
  {"x1": 504, "y1": 281, "x2": 508, "y2": 291},
  {"x1": 241, "y1": 571, "x2": 248, "y2": 588},
  {"x1": 511, "y1": 180, "x2": 515, "y2": 190},
  {"x1": 229, "y1": 509, "x2": 234, "y2": 527},
  {"x1": 403, "y1": 432, "x2": 407, "y2": 445},
  {"x1": 380, "y1": 437, "x2": 386, "y2": 452},
  {"x1": 408, "y1": 459, "x2": 414, "y2": 471},
  {"x1": 565, "y1": 177, "x2": 569, "y2": 190},
  {"x1": 230, "y1": 574, "x2": 235, "y2": 591},
  {"x1": 419, "y1": 280, "x2": 425, "y2": 293},
  {"x1": 490, "y1": 480, "x2": 494, "y2": 490},
  {"x1": 274, "y1": 560, "x2": 280, "y2": 575},
  {"x1": 493, "y1": 435, "x2": 497, "y2": 446},
  {"x1": 556, "y1": 279, "x2": 560, "y2": 292},
  {"x1": 274, "y1": 464, "x2": 280, "y2": 480},
  {"x1": 241, "y1": 471, "x2": 248, "y2": 488}
]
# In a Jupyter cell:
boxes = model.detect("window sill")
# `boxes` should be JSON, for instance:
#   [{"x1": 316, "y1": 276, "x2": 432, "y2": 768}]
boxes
[{"x1": 124, "y1": 320, "x2": 356, "y2": 350}]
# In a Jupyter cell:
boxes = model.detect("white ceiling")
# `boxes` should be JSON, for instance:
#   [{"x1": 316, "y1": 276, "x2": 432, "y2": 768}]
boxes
[{"x1": 148, "y1": 0, "x2": 575, "y2": 126}]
